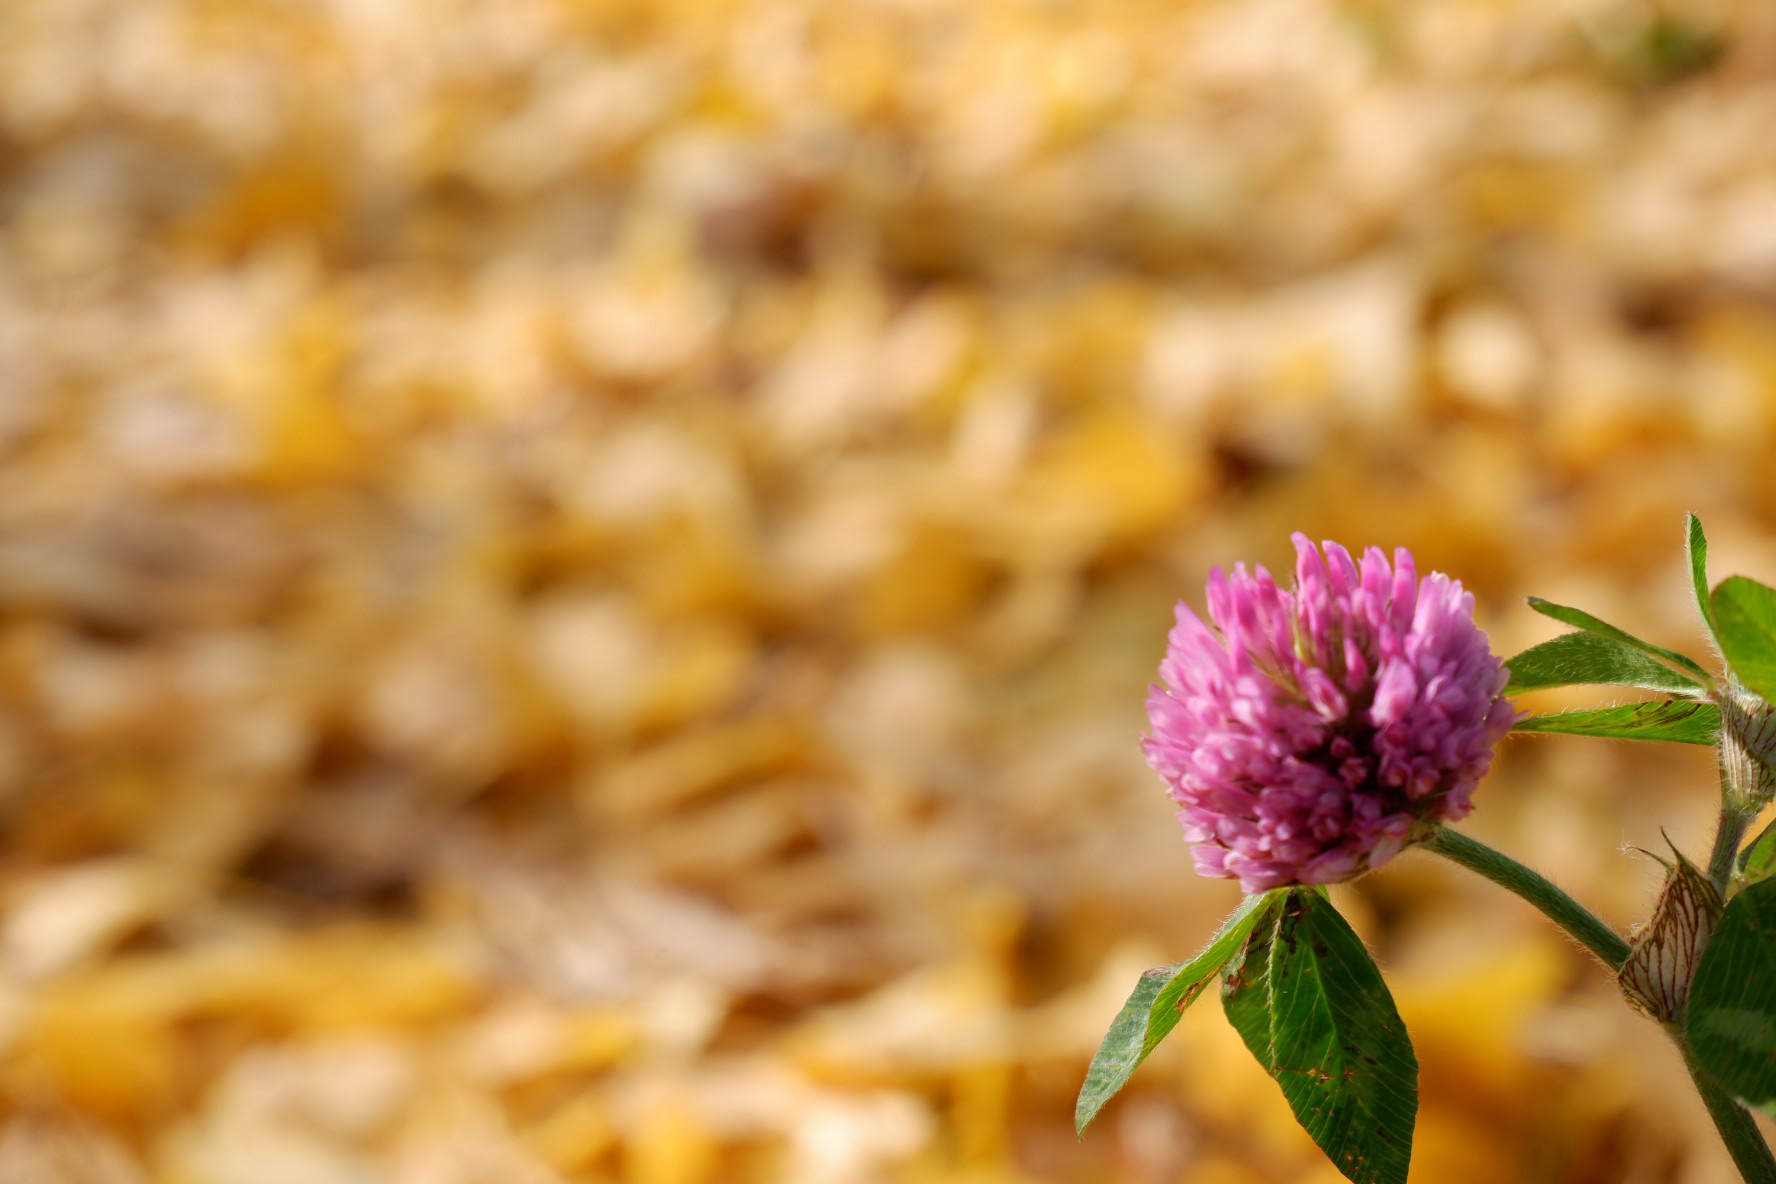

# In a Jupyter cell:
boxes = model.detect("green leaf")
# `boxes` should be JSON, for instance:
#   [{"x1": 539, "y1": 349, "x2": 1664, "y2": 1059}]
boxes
[
  {"x1": 1525, "y1": 597, "x2": 1711, "y2": 682},
  {"x1": 1712, "y1": 576, "x2": 1776, "y2": 703},
  {"x1": 1142, "y1": 893, "x2": 1273, "y2": 1059},
  {"x1": 1511, "y1": 701, "x2": 1720, "y2": 745},
  {"x1": 1503, "y1": 631, "x2": 1711, "y2": 698},
  {"x1": 1075, "y1": 893, "x2": 1272, "y2": 1135},
  {"x1": 1221, "y1": 890, "x2": 1418, "y2": 1184},
  {"x1": 1685, "y1": 876, "x2": 1776, "y2": 1119},
  {"x1": 1689, "y1": 512, "x2": 1717, "y2": 640},
  {"x1": 1740, "y1": 817, "x2": 1776, "y2": 885}
]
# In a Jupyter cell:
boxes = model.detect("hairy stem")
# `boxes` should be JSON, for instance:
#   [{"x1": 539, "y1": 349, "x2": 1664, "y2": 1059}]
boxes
[
  {"x1": 1708, "y1": 803, "x2": 1753, "y2": 892},
  {"x1": 1424, "y1": 829, "x2": 1776, "y2": 1181},
  {"x1": 1421, "y1": 827, "x2": 1629, "y2": 969},
  {"x1": 1677, "y1": 1028, "x2": 1776, "y2": 1184}
]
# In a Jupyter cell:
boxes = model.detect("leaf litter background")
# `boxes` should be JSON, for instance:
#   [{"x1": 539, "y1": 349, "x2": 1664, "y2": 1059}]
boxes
[{"x1": 2, "y1": 0, "x2": 1776, "y2": 1181}]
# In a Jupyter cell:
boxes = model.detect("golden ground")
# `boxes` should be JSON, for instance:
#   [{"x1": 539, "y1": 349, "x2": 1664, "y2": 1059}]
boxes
[{"x1": 0, "y1": 0, "x2": 1774, "y2": 1180}]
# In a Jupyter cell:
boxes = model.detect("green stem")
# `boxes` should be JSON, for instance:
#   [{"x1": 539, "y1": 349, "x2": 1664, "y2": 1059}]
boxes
[
  {"x1": 1424, "y1": 829, "x2": 1776, "y2": 1181},
  {"x1": 1422, "y1": 828, "x2": 1629, "y2": 969},
  {"x1": 1708, "y1": 804, "x2": 1753, "y2": 892},
  {"x1": 1677, "y1": 1028, "x2": 1776, "y2": 1184}
]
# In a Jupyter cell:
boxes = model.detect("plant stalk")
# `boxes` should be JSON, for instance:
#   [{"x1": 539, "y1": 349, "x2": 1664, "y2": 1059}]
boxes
[
  {"x1": 1708, "y1": 802, "x2": 1754, "y2": 892},
  {"x1": 1422, "y1": 827, "x2": 1629, "y2": 969},
  {"x1": 1676, "y1": 1028, "x2": 1776, "y2": 1184},
  {"x1": 1425, "y1": 828, "x2": 1776, "y2": 1183}
]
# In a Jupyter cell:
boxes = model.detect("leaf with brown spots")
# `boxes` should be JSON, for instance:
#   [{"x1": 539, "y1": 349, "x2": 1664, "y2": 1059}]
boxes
[
  {"x1": 1075, "y1": 892, "x2": 1275, "y2": 1135},
  {"x1": 1221, "y1": 889, "x2": 1418, "y2": 1184}
]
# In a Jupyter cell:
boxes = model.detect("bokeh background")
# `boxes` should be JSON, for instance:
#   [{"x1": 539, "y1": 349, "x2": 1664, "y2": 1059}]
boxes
[{"x1": 2, "y1": 0, "x2": 1776, "y2": 1181}]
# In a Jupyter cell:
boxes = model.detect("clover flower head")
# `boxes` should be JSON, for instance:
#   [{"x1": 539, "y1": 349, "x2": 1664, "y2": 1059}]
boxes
[{"x1": 1143, "y1": 534, "x2": 1517, "y2": 894}]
